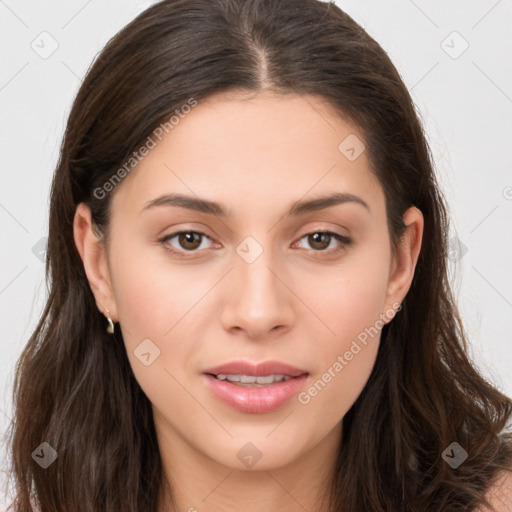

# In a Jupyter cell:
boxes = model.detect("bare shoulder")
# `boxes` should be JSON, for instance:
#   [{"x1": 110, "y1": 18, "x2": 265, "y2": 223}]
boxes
[{"x1": 476, "y1": 470, "x2": 512, "y2": 512}]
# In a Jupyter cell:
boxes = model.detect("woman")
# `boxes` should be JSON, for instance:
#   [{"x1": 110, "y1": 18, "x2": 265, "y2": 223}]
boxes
[{"x1": 6, "y1": 0, "x2": 512, "y2": 510}]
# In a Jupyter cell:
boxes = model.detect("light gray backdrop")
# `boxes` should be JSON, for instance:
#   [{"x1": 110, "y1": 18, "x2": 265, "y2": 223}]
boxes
[{"x1": 1, "y1": 0, "x2": 511, "y2": 507}]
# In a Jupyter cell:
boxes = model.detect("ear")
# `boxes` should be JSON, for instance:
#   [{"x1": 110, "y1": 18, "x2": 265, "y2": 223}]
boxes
[
  {"x1": 73, "y1": 202, "x2": 118, "y2": 322},
  {"x1": 382, "y1": 206, "x2": 424, "y2": 321}
]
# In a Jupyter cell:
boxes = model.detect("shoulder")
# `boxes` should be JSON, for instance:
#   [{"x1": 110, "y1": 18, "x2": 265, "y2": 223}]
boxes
[{"x1": 476, "y1": 470, "x2": 512, "y2": 512}]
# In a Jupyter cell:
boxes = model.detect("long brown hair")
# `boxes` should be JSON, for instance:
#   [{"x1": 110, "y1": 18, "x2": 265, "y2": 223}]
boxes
[{"x1": 6, "y1": 0, "x2": 512, "y2": 510}]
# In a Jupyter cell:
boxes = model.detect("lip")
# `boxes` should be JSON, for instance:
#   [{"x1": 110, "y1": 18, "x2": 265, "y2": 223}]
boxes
[
  {"x1": 202, "y1": 360, "x2": 309, "y2": 414},
  {"x1": 202, "y1": 360, "x2": 308, "y2": 378}
]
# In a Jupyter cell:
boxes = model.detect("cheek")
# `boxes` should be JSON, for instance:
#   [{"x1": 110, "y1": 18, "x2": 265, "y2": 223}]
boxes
[
  {"x1": 296, "y1": 285, "x2": 384, "y2": 428},
  {"x1": 298, "y1": 340, "x2": 379, "y2": 431},
  {"x1": 296, "y1": 249, "x2": 390, "y2": 417},
  {"x1": 109, "y1": 239, "x2": 205, "y2": 339},
  {"x1": 107, "y1": 241, "x2": 211, "y2": 389},
  {"x1": 302, "y1": 243, "x2": 391, "y2": 346}
]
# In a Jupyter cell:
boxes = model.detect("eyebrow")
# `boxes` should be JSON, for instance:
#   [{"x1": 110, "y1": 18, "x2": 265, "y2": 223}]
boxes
[{"x1": 141, "y1": 191, "x2": 370, "y2": 217}]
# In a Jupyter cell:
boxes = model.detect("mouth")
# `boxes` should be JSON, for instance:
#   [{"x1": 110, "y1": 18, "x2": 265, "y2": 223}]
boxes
[
  {"x1": 207, "y1": 373, "x2": 294, "y2": 387},
  {"x1": 202, "y1": 360, "x2": 309, "y2": 413},
  {"x1": 202, "y1": 360, "x2": 308, "y2": 378}
]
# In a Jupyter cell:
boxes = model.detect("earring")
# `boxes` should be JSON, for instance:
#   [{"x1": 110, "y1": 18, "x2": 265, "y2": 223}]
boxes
[{"x1": 105, "y1": 307, "x2": 115, "y2": 334}]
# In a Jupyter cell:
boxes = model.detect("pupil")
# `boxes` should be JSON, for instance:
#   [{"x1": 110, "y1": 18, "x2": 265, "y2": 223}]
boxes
[
  {"x1": 181, "y1": 232, "x2": 200, "y2": 249},
  {"x1": 311, "y1": 233, "x2": 329, "y2": 249}
]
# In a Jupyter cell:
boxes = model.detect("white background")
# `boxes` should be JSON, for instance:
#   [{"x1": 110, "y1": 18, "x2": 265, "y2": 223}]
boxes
[{"x1": 1, "y1": 0, "x2": 511, "y2": 506}]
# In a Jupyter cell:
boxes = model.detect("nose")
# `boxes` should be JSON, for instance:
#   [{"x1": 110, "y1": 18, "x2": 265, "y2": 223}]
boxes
[{"x1": 220, "y1": 241, "x2": 295, "y2": 340}]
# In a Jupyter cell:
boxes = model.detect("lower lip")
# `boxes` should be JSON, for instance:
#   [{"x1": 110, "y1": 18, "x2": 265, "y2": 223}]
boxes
[{"x1": 203, "y1": 374, "x2": 309, "y2": 414}]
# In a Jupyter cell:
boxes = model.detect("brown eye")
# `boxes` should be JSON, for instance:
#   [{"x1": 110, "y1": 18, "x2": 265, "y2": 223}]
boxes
[
  {"x1": 295, "y1": 231, "x2": 352, "y2": 256},
  {"x1": 307, "y1": 232, "x2": 332, "y2": 250},
  {"x1": 177, "y1": 232, "x2": 202, "y2": 250},
  {"x1": 159, "y1": 230, "x2": 215, "y2": 255}
]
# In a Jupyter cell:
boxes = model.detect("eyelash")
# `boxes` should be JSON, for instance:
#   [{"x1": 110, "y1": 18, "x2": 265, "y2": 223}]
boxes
[{"x1": 157, "y1": 229, "x2": 352, "y2": 258}]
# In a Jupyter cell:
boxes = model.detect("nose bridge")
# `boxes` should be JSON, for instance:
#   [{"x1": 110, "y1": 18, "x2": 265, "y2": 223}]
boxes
[
  {"x1": 235, "y1": 233, "x2": 281, "y2": 303},
  {"x1": 221, "y1": 232, "x2": 294, "y2": 335}
]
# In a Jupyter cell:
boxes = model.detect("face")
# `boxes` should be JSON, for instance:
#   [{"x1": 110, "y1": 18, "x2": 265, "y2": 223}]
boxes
[{"x1": 75, "y1": 91, "x2": 422, "y2": 474}]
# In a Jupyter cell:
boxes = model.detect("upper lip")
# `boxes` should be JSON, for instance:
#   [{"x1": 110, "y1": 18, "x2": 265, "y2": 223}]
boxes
[{"x1": 203, "y1": 360, "x2": 308, "y2": 378}]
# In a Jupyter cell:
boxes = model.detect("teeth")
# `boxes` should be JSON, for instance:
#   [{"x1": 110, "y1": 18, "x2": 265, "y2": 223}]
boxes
[
  {"x1": 255, "y1": 375, "x2": 276, "y2": 384},
  {"x1": 215, "y1": 374, "x2": 291, "y2": 384}
]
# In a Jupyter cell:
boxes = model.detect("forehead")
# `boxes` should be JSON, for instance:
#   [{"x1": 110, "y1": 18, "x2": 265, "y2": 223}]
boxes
[{"x1": 111, "y1": 91, "x2": 385, "y2": 219}]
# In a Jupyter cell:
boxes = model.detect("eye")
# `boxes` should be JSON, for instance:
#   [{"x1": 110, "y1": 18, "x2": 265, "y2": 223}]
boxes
[
  {"x1": 294, "y1": 231, "x2": 351, "y2": 256},
  {"x1": 158, "y1": 229, "x2": 351, "y2": 258},
  {"x1": 158, "y1": 230, "x2": 215, "y2": 256}
]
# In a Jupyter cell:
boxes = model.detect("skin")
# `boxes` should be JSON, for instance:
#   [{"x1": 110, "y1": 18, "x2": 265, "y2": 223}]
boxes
[{"x1": 74, "y1": 91, "x2": 424, "y2": 512}]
